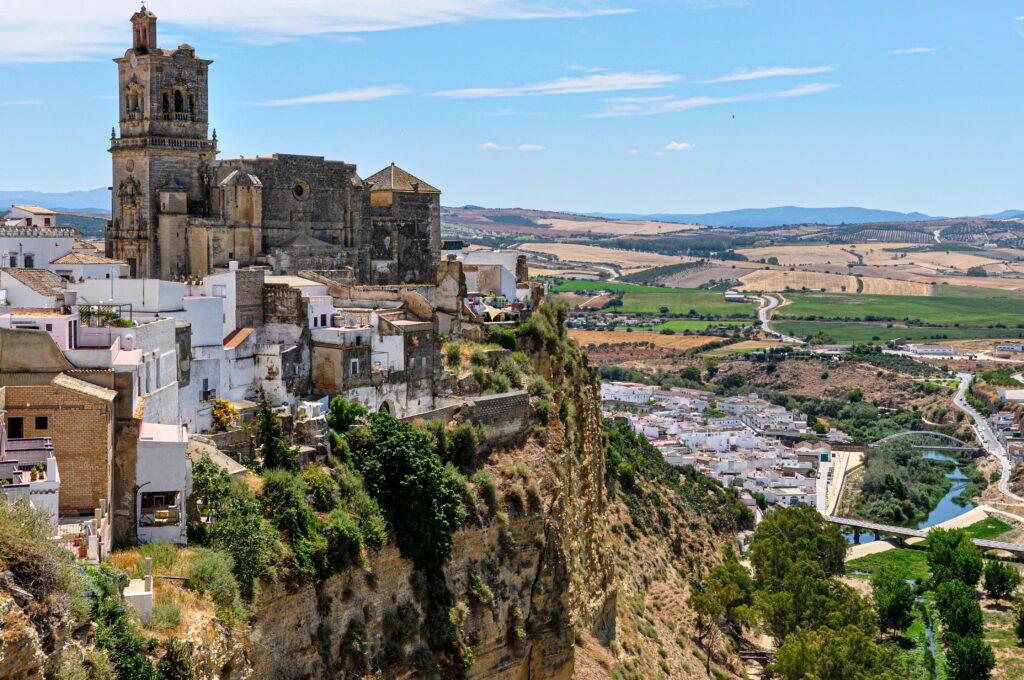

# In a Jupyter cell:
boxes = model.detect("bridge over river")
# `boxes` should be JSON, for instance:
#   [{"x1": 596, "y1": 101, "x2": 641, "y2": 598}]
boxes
[{"x1": 825, "y1": 515, "x2": 1024, "y2": 559}]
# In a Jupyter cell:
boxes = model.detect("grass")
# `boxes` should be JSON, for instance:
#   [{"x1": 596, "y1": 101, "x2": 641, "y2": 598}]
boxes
[
  {"x1": 777, "y1": 289, "x2": 1024, "y2": 327},
  {"x1": 552, "y1": 280, "x2": 756, "y2": 317},
  {"x1": 962, "y1": 516, "x2": 1013, "y2": 540},
  {"x1": 773, "y1": 321, "x2": 1024, "y2": 344},
  {"x1": 846, "y1": 548, "x2": 930, "y2": 582},
  {"x1": 640, "y1": 320, "x2": 751, "y2": 332}
]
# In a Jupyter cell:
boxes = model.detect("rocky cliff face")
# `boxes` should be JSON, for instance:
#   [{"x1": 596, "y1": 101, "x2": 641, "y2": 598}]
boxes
[{"x1": 245, "y1": 328, "x2": 613, "y2": 679}]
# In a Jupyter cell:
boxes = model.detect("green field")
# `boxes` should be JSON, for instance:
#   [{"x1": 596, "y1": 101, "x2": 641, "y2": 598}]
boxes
[
  {"x1": 847, "y1": 548, "x2": 930, "y2": 581},
  {"x1": 553, "y1": 281, "x2": 756, "y2": 317},
  {"x1": 847, "y1": 517, "x2": 1013, "y2": 580},
  {"x1": 623, "y1": 320, "x2": 751, "y2": 333},
  {"x1": 773, "y1": 321, "x2": 1024, "y2": 344},
  {"x1": 777, "y1": 288, "x2": 1024, "y2": 327}
]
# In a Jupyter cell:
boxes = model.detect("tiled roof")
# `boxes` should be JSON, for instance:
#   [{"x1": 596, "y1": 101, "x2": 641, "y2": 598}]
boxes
[
  {"x1": 51, "y1": 373, "x2": 116, "y2": 402},
  {"x1": 2, "y1": 269, "x2": 66, "y2": 297},
  {"x1": 223, "y1": 327, "x2": 254, "y2": 349},
  {"x1": 364, "y1": 163, "x2": 440, "y2": 194},
  {"x1": 51, "y1": 253, "x2": 124, "y2": 265},
  {"x1": 10, "y1": 204, "x2": 56, "y2": 215}
]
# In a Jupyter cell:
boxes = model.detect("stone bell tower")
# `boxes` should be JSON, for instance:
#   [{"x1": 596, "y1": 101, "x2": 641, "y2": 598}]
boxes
[{"x1": 107, "y1": 4, "x2": 218, "y2": 278}]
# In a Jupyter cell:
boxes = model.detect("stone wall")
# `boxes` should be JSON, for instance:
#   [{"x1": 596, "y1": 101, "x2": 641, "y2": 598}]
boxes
[{"x1": 466, "y1": 390, "x2": 533, "y2": 446}]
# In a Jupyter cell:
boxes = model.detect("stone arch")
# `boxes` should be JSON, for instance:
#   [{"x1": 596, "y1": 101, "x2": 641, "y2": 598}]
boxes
[
  {"x1": 379, "y1": 401, "x2": 392, "y2": 415},
  {"x1": 174, "y1": 90, "x2": 184, "y2": 113}
]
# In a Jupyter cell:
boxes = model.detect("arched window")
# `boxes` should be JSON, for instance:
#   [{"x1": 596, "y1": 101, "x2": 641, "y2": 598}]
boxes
[
  {"x1": 174, "y1": 91, "x2": 184, "y2": 113},
  {"x1": 188, "y1": 95, "x2": 194, "y2": 113},
  {"x1": 162, "y1": 93, "x2": 169, "y2": 113}
]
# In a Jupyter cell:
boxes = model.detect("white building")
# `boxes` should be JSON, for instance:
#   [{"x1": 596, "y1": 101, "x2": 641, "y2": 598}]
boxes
[
  {"x1": 1, "y1": 206, "x2": 78, "y2": 269},
  {"x1": 48, "y1": 253, "x2": 128, "y2": 281},
  {"x1": 0, "y1": 268, "x2": 69, "y2": 308},
  {"x1": 907, "y1": 344, "x2": 954, "y2": 357},
  {"x1": 135, "y1": 422, "x2": 191, "y2": 545},
  {"x1": 601, "y1": 381, "x2": 655, "y2": 405},
  {"x1": 0, "y1": 432, "x2": 60, "y2": 529}
]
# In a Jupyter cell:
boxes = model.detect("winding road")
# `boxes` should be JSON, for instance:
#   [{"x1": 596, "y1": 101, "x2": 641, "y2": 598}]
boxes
[
  {"x1": 952, "y1": 372, "x2": 1024, "y2": 503},
  {"x1": 757, "y1": 294, "x2": 804, "y2": 344}
]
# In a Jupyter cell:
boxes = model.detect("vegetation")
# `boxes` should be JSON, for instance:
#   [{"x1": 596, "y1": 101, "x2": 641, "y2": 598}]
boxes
[
  {"x1": 775, "y1": 321, "x2": 1024, "y2": 345},
  {"x1": 873, "y1": 565, "x2": 916, "y2": 636},
  {"x1": 855, "y1": 439, "x2": 959, "y2": 525},
  {"x1": 778, "y1": 289, "x2": 1024, "y2": 328},
  {"x1": 255, "y1": 397, "x2": 298, "y2": 472},
  {"x1": 552, "y1": 280, "x2": 755, "y2": 317}
]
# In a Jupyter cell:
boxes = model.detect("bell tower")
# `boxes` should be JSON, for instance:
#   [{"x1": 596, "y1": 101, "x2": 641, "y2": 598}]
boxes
[
  {"x1": 107, "y1": 5, "x2": 218, "y2": 279},
  {"x1": 131, "y1": 6, "x2": 157, "y2": 53}
]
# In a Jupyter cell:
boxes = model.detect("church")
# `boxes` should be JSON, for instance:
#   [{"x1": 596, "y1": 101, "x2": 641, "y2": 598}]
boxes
[{"x1": 106, "y1": 6, "x2": 441, "y2": 285}]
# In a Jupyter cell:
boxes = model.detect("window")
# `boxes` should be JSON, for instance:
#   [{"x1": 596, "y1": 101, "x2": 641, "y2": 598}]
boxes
[
  {"x1": 162, "y1": 93, "x2": 169, "y2": 113},
  {"x1": 25, "y1": 218, "x2": 32, "y2": 227},
  {"x1": 350, "y1": 359, "x2": 360, "y2": 376},
  {"x1": 44, "y1": 218, "x2": 51, "y2": 227},
  {"x1": 34, "y1": 416, "x2": 47, "y2": 430},
  {"x1": 139, "y1": 491, "x2": 181, "y2": 526},
  {"x1": 8, "y1": 255, "x2": 15, "y2": 267},
  {"x1": 44, "y1": 324, "x2": 52, "y2": 332},
  {"x1": 355, "y1": 336, "x2": 362, "y2": 346},
  {"x1": 23, "y1": 255, "x2": 33, "y2": 268},
  {"x1": 320, "y1": 313, "x2": 327, "y2": 327},
  {"x1": 174, "y1": 90, "x2": 184, "y2": 113},
  {"x1": 8, "y1": 417, "x2": 23, "y2": 439}
]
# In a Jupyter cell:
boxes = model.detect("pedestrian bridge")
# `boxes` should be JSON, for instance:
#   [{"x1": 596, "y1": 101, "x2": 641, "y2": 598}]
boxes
[
  {"x1": 869, "y1": 431, "x2": 979, "y2": 453},
  {"x1": 824, "y1": 515, "x2": 1024, "y2": 558}
]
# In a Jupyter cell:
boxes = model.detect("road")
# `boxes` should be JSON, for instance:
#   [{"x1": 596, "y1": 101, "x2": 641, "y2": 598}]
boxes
[
  {"x1": 756, "y1": 294, "x2": 804, "y2": 344},
  {"x1": 952, "y1": 372, "x2": 1024, "y2": 503}
]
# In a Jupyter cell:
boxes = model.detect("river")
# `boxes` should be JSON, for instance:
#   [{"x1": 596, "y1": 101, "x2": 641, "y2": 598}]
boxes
[{"x1": 843, "y1": 451, "x2": 974, "y2": 545}]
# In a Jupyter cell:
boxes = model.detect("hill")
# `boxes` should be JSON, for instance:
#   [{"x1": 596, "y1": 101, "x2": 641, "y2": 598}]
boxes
[
  {"x1": 0, "y1": 188, "x2": 109, "y2": 214},
  {"x1": 588, "y1": 206, "x2": 941, "y2": 229}
]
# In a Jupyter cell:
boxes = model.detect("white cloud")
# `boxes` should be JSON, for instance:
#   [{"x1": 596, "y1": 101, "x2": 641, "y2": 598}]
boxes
[
  {"x1": 702, "y1": 65, "x2": 834, "y2": 83},
  {"x1": 433, "y1": 71, "x2": 678, "y2": 98},
  {"x1": 1016, "y1": 16, "x2": 1024, "y2": 37},
  {"x1": 594, "y1": 82, "x2": 838, "y2": 117},
  {"x1": 0, "y1": 1, "x2": 631, "y2": 63},
  {"x1": 891, "y1": 47, "x2": 937, "y2": 55},
  {"x1": 649, "y1": 151, "x2": 665, "y2": 157},
  {"x1": 246, "y1": 85, "x2": 410, "y2": 106},
  {"x1": 665, "y1": 141, "x2": 696, "y2": 151},
  {"x1": 481, "y1": 142, "x2": 545, "y2": 152},
  {"x1": 626, "y1": 148, "x2": 640, "y2": 155}
]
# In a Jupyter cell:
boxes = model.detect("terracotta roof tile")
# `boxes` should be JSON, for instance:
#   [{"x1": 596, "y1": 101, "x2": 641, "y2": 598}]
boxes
[
  {"x1": 51, "y1": 253, "x2": 124, "y2": 265},
  {"x1": 2, "y1": 269, "x2": 66, "y2": 297},
  {"x1": 364, "y1": 163, "x2": 440, "y2": 194}
]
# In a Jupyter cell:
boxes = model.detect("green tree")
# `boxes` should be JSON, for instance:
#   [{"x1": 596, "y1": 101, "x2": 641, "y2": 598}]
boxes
[
  {"x1": 749, "y1": 504, "x2": 847, "y2": 588},
  {"x1": 256, "y1": 399, "x2": 298, "y2": 472},
  {"x1": 755, "y1": 564, "x2": 875, "y2": 640},
  {"x1": 1014, "y1": 604, "x2": 1024, "y2": 644},
  {"x1": 327, "y1": 395, "x2": 368, "y2": 434},
  {"x1": 983, "y1": 560, "x2": 1022, "y2": 602},
  {"x1": 769, "y1": 625, "x2": 903, "y2": 680},
  {"x1": 928, "y1": 528, "x2": 983, "y2": 587},
  {"x1": 352, "y1": 412, "x2": 466, "y2": 569},
  {"x1": 935, "y1": 579, "x2": 983, "y2": 638},
  {"x1": 872, "y1": 565, "x2": 915, "y2": 636},
  {"x1": 689, "y1": 556, "x2": 755, "y2": 674},
  {"x1": 210, "y1": 492, "x2": 281, "y2": 596},
  {"x1": 946, "y1": 634, "x2": 995, "y2": 680}
]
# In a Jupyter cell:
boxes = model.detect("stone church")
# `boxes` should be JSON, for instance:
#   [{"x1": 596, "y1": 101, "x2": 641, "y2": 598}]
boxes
[{"x1": 107, "y1": 7, "x2": 441, "y2": 285}]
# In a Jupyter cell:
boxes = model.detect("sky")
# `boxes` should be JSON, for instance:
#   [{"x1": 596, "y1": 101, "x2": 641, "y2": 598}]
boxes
[{"x1": 0, "y1": 1, "x2": 1022, "y2": 215}]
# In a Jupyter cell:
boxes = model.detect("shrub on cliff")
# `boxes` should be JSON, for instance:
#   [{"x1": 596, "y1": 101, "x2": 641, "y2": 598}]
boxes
[
  {"x1": 187, "y1": 548, "x2": 244, "y2": 621},
  {"x1": 352, "y1": 412, "x2": 466, "y2": 569},
  {"x1": 327, "y1": 395, "x2": 368, "y2": 434},
  {"x1": 448, "y1": 421, "x2": 486, "y2": 469}
]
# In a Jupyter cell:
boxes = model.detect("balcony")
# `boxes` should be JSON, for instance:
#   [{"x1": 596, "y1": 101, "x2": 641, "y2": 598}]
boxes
[{"x1": 111, "y1": 136, "x2": 216, "y2": 151}]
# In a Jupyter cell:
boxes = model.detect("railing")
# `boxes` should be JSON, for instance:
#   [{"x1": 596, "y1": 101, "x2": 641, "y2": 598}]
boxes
[{"x1": 111, "y1": 136, "x2": 216, "y2": 151}]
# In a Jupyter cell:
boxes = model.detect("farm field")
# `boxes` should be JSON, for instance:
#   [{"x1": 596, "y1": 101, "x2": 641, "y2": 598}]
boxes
[
  {"x1": 553, "y1": 281, "x2": 756, "y2": 317},
  {"x1": 704, "y1": 340, "x2": 785, "y2": 355},
  {"x1": 859, "y1": 247, "x2": 1004, "y2": 271},
  {"x1": 637, "y1": 319, "x2": 752, "y2": 332},
  {"x1": 772, "y1": 321, "x2": 1024, "y2": 344},
  {"x1": 736, "y1": 268, "x2": 933, "y2": 296},
  {"x1": 736, "y1": 242, "x2": 916, "y2": 266},
  {"x1": 567, "y1": 329, "x2": 722, "y2": 351},
  {"x1": 541, "y1": 217, "x2": 699, "y2": 235},
  {"x1": 776, "y1": 290, "x2": 1024, "y2": 326},
  {"x1": 518, "y1": 242, "x2": 693, "y2": 268}
]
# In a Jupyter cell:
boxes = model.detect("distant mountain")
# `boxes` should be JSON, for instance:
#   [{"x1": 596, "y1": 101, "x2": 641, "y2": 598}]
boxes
[
  {"x1": 978, "y1": 209, "x2": 1024, "y2": 220},
  {"x1": 0, "y1": 188, "x2": 109, "y2": 214},
  {"x1": 587, "y1": 206, "x2": 942, "y2": 229}
]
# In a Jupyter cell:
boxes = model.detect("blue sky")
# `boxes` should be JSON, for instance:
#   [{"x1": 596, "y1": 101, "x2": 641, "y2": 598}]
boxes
[{"x1": 1, "y1": 1, "x2": 1022, "y2": 215}]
